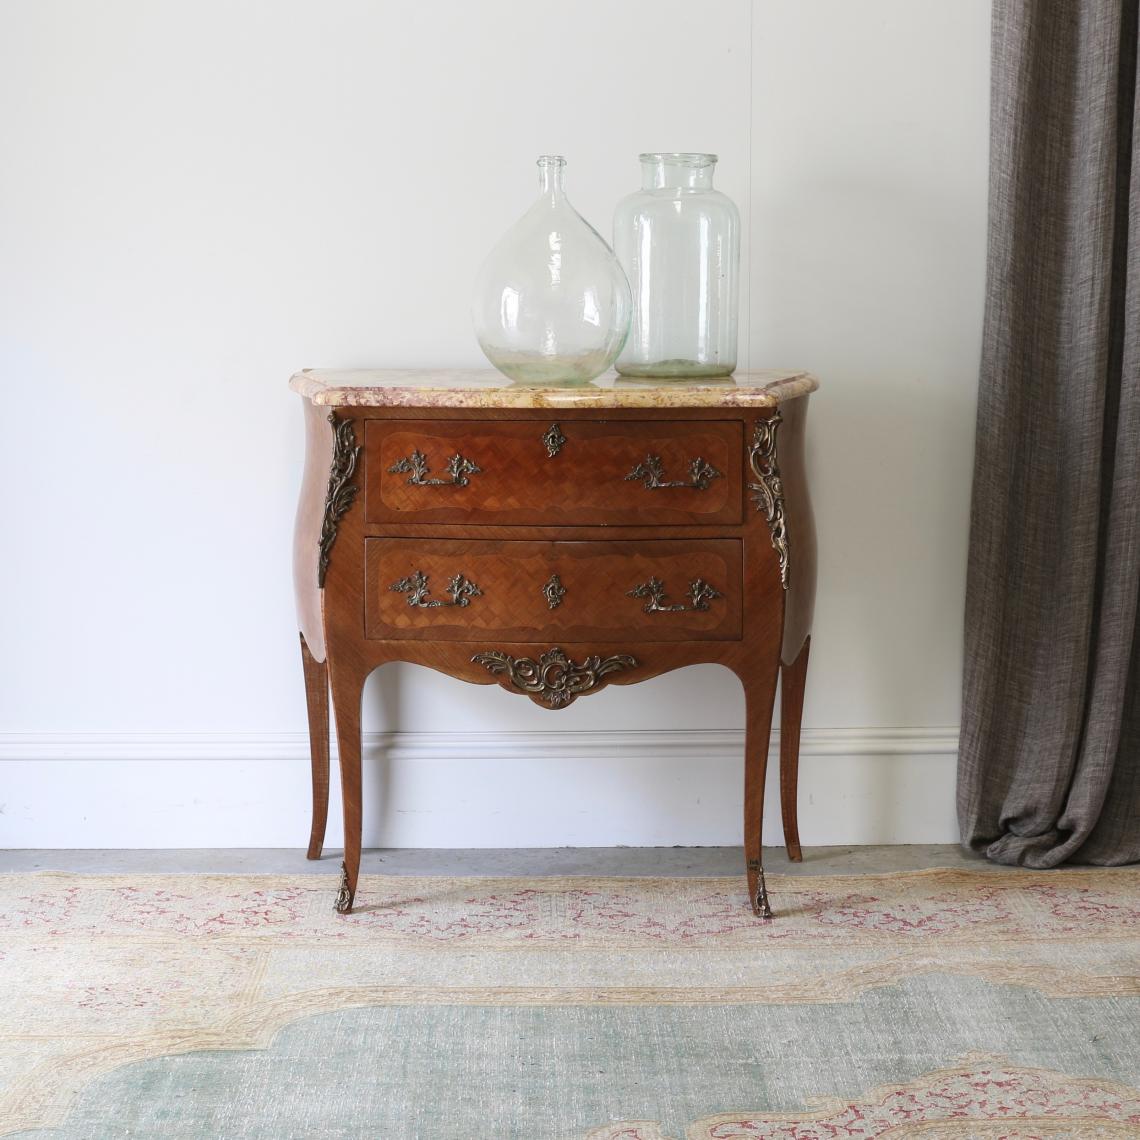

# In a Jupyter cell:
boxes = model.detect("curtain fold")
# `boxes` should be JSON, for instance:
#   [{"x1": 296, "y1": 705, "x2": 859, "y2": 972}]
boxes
[{"x1": 958, "y1": 0, "x2": 1140, "y2": 866}]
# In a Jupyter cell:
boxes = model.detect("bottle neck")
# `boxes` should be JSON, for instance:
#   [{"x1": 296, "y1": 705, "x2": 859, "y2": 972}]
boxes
[
  {"x1": 537, "y1": 156, "x2": 567, "y2": 198},
  {"x1": 640, "y1": 153, "x2": 716, "y2": 191}
]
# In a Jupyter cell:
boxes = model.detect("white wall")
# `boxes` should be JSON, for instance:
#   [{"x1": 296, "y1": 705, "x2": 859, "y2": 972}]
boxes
[{"x1": 0, "y1": 1, "x2": 990, "y2": 848}]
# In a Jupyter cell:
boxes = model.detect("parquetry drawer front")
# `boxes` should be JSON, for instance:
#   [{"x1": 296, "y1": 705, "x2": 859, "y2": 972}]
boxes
[
  {"x1": 365, "y1": 538, "x2": 742, "y2": 642},
  {"x1": 364, "y1": 419, "x2": 744, "y2": 526}
]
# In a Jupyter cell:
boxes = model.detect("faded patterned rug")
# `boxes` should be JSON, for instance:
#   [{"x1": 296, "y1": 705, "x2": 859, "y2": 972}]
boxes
[{"x1": 1, "y1": 869, "x2": 1139, "y2": 1138}]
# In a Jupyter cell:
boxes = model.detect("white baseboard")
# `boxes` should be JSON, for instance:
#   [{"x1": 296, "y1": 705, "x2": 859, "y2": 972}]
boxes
[{"x1": 0, "y1": 728, "x2": 960, "y2": 848}]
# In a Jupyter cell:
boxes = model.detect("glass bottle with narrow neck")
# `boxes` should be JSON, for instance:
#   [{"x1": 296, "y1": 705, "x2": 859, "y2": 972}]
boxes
[
  {"x1": 472, "y1": 155, "x2": 630, "y2": 384},
  {"x1": 613, "y1": 152, "x2": 740, "y2": 378},
  {"x1": 538, "y1": 155, "x2": 563, "y2": 199}
]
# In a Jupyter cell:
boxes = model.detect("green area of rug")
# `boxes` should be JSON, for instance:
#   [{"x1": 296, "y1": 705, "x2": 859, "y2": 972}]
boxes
[
  {"x1": 1, "y1": 868, "x2": 1138, "y2": 1137},
  {"x1": 8, "y1": 978, "x2": 1140, "y2": 1139}
]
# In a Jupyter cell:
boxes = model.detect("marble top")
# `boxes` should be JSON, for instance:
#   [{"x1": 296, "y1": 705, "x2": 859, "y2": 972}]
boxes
[{"x1": 289, "y1": 368, "x2": 818, "y2": 409}]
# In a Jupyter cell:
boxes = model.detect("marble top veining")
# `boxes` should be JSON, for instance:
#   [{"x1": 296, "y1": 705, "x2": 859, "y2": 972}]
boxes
[{"x1": 289, "y1": 368, "x2": 818, "y2": 409}]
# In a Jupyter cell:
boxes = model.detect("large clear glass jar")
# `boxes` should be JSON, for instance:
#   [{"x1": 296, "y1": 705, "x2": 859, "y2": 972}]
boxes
[
  {"x1": 613, "y1": 152, "x2": 740, "y2": 378},
  {"x1": 472, "y1": 155, "x2": 630, "y2": 384}
]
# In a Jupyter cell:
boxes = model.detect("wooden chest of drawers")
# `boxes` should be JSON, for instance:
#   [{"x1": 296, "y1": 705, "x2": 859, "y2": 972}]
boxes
[{"x1": 291, "y1": 369, "x2": 818, "y2": 918}]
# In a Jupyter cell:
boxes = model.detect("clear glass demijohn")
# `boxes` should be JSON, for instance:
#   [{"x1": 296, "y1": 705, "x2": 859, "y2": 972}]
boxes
[
  {"x1": 613, "y1": 152, "x2": 740, "y2": 378},
  {"x1": 472, "y1": 155, "x2": 631, "y2": 384}
]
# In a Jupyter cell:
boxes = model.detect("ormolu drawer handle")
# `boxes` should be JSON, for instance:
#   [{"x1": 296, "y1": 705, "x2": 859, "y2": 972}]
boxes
[
  {"x1": 628, "y1": 576, "x2": 722, "y2": 614},
  {"x1": 625, "y1": 455, "x2": 722, "y2": 490},
  {"x1": 389, "y1": 569, "x2": 482, "y2": 608},
  {"x1": 388, "y1": 449, "x2": 481, "y2": 487}
]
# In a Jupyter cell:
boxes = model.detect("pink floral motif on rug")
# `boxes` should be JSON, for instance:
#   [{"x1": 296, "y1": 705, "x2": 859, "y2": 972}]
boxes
[
  {"x1": 6, "y1": 870, "x2": 1140, "y2": 947},
  {"x1": 587, "y1": 1060, "x2": 1140, "y2": 1139}
]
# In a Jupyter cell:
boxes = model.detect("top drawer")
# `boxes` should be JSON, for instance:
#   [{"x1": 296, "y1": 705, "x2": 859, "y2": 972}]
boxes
[{"x1": 364, "y1": 419, "x2": 744, "y2": 526}]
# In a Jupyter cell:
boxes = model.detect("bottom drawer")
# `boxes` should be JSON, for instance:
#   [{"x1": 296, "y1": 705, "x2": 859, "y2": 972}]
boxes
[{"x1": 365, "y1": 538, "x2": 742, "y2": 642}]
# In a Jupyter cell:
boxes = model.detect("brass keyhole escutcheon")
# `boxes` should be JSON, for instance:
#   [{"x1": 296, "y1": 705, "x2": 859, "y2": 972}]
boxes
[
  {"x1": 543, "y1": 423, "x2": 567, "y2": 458},
  {"x1": 542, "y1": 574, "x2": 566, "y2": 609}
]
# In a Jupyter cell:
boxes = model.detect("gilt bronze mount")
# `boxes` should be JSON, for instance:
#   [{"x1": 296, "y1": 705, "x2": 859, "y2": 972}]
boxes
[
  {"x1": 334, "y1": 863, "x2": 354, "y2": 914},
  {"x1": 747, "y1": 858, "x2": 773, "y2": 919},
  {"x1": 317, "y1": 412, "x2": 361, "y2": 588},
  {"x1": 389, "y1": 569, "x2": 482, "y2": 608},
  {"x1": 541, "y1": 573, "x2": 566, "y2": 609},
  {"x1": 628, "y1": 576, "x2": 722, "y2": 614},
  {"x1": 542, "y1": 423, "x2": 567, "y2": 457},
  {"x1": 747, "y1": 414, "x2": 789, "y2": 589},
  {"x1": 625, "y1": 454, "x2": 722, "y2": 491},
  {"x1": 472, "y1": 647, "x2": 638, "y2": 709},
  {"x1": 388, "y1": 448, "x2": 482, "y2": 487}
]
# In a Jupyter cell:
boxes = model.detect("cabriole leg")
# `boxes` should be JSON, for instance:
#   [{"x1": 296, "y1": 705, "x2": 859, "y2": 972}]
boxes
[
  {"x1": 299, "y1": 634, "x2": 331, "y2": 860},
  {"x1": 779, "y1": 637, "x2": 811, "y2": 863},
  {"x1": 329, "y1": 658, "x2": 368, "y2": 914},
  {"x1": 743, "y1": 660, "x2": 780, "y2": 918}
]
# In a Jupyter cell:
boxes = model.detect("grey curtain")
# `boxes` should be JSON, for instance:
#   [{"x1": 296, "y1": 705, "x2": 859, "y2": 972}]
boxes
[{"x1": 958, "y1": 0, "x2": 1140, "y2": 866}]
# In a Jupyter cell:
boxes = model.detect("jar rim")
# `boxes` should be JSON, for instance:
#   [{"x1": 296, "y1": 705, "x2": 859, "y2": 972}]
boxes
[
  {"x1": 639, "y1": 152, "x2": 718, "y2": 166},
  {"x1": 536, "y1": 154, "x2": 567, "y2": 167}
]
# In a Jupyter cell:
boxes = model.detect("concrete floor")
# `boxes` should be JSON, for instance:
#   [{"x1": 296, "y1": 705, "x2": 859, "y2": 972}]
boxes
[{"x1": 0, "y1": 845, "x2": 1009, "y2": 876}]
